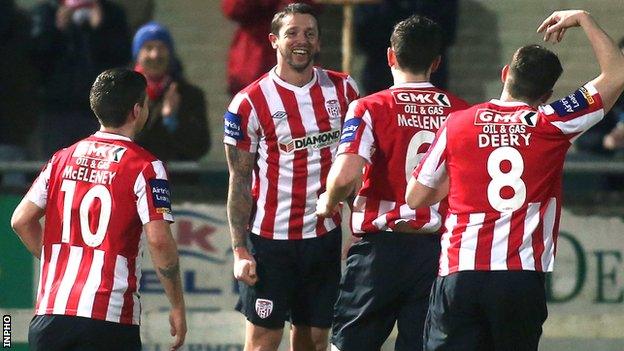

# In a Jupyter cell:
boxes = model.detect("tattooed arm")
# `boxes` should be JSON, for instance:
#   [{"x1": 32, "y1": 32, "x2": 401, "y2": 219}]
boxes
[
  {"x1": 225, "y1": 144, "x2": 258, "y2": 286},
  {"x1": 145, "y1": 220, "x2": 187, "y2": 350}
]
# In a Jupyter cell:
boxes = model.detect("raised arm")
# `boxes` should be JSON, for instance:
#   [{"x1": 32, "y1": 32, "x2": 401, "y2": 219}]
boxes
[
  {"x1": 538, "y1": 10, "x2": 624, "y2": 111},
  {"x1": 225, "y1": 144, "x2": 258, "y2": 286},
  {"x1": 144, "y1": 220, "x2": 186, "y2": 350}
]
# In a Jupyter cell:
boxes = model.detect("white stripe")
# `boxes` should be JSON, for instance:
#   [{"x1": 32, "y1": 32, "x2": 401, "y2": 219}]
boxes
[
  {"x1": 350, "y1": 196, "x2": 366, "y2": 234},
  {"x1": 491, "y1": 212, "x2": 512, "y2": 270},
  {"x1": 420, "y1": 205, "x2": 443, "y2": 233},
  {"x1": 76, "y1": 250, "x2": 105, "y2": 318},
  {"x1": 151, "y1": 161, "x2": 173, "y2": 222},
  {"x1": 542, "y1": 198, "x2": 557, "y2": 271},
  {"x1": 417, "y1": 128, "x2": 447, "y2": 188},
  {"x1": 439, "y1": 214, "x2": 456, "y2": 276},
  {"x1": 133, "y1": 233, "x2": 146, "y2": 324},
  {"x1": 371, "y1": 200, "x2": 395, "y2": 230},
  {"x1": 52, "y1": 246, "x2": 84, "y2": 314},
  {"x1": 458, "y1": 213, "x2": 485, "y2": 271},
  {"x1": 106, "y1": 255, "x2": 130, "y2": 323},
  {"x1": 520, "y1": 203, "x2": 541, "y2": 270},
  {"x1": 550, "y1": 109, "x2": 603, "y2": 135},
  {"x1": 36, "y1": 246, "x2": 45, "y2": 302},
  {"x1": 37, "y1": 244, "x2": 61, "y2": 314},
  {"x1": 26, "y1": 160, "x2": 53, "y2": 209},
  {"x1": 134, "y1": 172, "x2": 150, "y2": 224}
]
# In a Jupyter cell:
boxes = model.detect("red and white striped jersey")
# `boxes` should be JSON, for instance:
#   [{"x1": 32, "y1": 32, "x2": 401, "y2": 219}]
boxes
[
  {"x1": 224, "y1": 66, "x2": 359, "y2": 240},
  {"x1": 338, "y1": 82, "x2": 469, "y2": 235},
  {"x1": 27, "y1": 131, "x2": 174, "y2": 325},
  {"x1": 415, "y1": 83, "x2": 604, "y2": 276}
]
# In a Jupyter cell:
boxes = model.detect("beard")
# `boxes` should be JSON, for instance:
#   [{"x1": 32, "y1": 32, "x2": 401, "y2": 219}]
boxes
[{"x1": 279, "y1": 46, "x2": 315, "y2": 72}]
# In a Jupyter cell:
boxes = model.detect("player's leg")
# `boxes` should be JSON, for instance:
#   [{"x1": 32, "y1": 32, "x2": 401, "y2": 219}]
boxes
[
  {"x1": 482, "y1": 271, "x2": 547, "y2": 351},
  {"x1": 235, "y1": 234, "x2": 297, "y2": 351},
  {"x1": 290, "y1": 227, "x2": 344, "y2": 350},
  {"x1": 423, "y1": 272, "x2": 493, "y2": 351},
  {"x1": 395, "y1": 234, "x2": 440, "y2": 351},
  {"x1": 245, "y1": 321, "x2": 283, "y2": 351},
  {"x1": 28, "y1": 315, "x2": 81, "y2": 351},
  {"x1": 290, "y1": 325, "x2": 329, "y2": 351}
]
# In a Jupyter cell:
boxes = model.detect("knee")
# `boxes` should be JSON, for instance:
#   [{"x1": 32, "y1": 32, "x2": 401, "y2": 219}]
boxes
[{"x1": 246, "y1": 324, "x2": 282, "y2": 351}]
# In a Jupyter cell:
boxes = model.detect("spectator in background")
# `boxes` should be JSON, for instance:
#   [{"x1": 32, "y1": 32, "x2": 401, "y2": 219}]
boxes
[
  {"x1": 31, "y1": 0, "x2": 131, "y2": 158},
  {"x1": 0, "y1": 0, "x2": 38, "y2": 187},
  {"x1": 221, "y1": 0, "x2": 320, "y2": 96},
  {"x1": 602, "y1": 37, "x2": 624, "y2": 151},
  {"x1": 132, "y1": 22, "x2": 210, "y2": 161},
  {"x1": 354, "y1": 0, "x2": 459, "y2": 94}
]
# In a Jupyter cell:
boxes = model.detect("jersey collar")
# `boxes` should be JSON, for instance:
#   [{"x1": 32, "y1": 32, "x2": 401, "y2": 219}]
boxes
[
  {"x1": 390, "y1": 82, "x2": 435, "y2": 89},
  {"x1": 269, "y1": 66, "x2": 318, "y2": 93},
  {"x1": 489, "y1": 99, "x2": 532, "y2": 108},
  {"x1": 94, "y1": 131, "x2": 133, "y2": 142}
]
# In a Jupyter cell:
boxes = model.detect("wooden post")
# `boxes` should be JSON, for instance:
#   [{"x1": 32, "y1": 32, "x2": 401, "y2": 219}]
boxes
[{"x1": 316, "y1": 0, "x2": 381, "y2": 74}]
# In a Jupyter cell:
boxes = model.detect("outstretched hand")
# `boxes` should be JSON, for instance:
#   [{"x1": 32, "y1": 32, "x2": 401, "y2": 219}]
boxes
[{"x1": 537, "y1": 10, "x2": 590, "y2": 43}]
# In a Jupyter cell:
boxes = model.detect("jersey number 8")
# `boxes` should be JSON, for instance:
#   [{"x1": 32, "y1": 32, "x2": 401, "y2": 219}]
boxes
[
  {"x1": 60, "y1": 180, "x2": 112, "y2": 247},
  {"x1": 487, "y1": 147, "x2": 526, "y2": 212}
]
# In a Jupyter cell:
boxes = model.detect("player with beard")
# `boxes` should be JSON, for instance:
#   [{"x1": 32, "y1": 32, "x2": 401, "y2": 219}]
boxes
[{"x1": 223, "y1": 3, "x2": 359, "y2": 350}]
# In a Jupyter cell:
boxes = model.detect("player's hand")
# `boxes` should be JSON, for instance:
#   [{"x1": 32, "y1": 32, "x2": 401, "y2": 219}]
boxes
[
  {"x1": 316, "y1": 192, "x2": 339, "y2": 218},
  {"x1": 233, "y1": 248, "x2": 258, "y2": 286},
  {"x1": 537, "y1": 10, "x2": 590, "y2": 43},
  {"x1": 162, "y1": 82, "x2": 181, "y2": 117},
  {"x1": 89, "y1": 2, "x2": 103, "y2": 28},
  {"x1": 168, "y1": 306, "x2": 187, "y2": 350}
]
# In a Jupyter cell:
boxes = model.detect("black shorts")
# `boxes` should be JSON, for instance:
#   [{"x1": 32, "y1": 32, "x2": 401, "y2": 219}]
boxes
[
  {"x1": 331, "y1": 232, "x2": 441, "y2": 351},
  {"x1": 424, "y1": 270, "x2": 548, "y2": 351},
  {"x1": 236, "y1": 227, "x2": 342, "y2": 329},
  {"x1": 29, "y1": 314, "x2": 141, "y2": 351}
]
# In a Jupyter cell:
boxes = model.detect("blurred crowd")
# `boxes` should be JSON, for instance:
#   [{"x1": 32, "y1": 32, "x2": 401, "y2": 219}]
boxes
[{"x1": 1, "y1": 0, "x2": 624, "y2": 186}]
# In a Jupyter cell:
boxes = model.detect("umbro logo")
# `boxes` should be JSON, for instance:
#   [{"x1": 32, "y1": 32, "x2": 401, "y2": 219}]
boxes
[{"x1": 272, "y1": 111, "x2": 287, "y2": 119}]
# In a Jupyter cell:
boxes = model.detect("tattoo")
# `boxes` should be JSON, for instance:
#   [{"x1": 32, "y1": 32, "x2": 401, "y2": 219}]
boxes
[
  {"x1": 225, "y1": 145, "x2": 255, "y2": 250},
  {"x1": 158, "y1": 260, "x2": 180, "y2": 281}
]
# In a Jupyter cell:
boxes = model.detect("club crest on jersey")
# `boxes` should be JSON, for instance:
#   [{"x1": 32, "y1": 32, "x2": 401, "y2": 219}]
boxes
[
  {"x1": 72, "y1": 141, "x2": 127, "y2": 162},
  {"x1": 255, "y1": 299, "x2": 273, "y2": 319},
  {"x1": 474, "y1": 109, "x2": 537, "y2": 127},
  {"x1": 325, "y1": 99, "x2": 341, "y2": 118},
  {"x1": 279, "y1": 129, "x2": 341, "y2": 153},
  {"x1": 391, "y1": 90, "x2": 450, "y2": 107}
]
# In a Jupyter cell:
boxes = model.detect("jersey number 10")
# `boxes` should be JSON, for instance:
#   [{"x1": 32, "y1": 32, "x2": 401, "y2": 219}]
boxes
[{"x1": 60, "y1": 179, "x2": 112, "y2": 247}]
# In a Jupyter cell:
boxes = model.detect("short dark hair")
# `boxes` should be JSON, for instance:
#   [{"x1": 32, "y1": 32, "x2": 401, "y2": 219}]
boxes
[
  {"x1": 507, "y1": 45, "x2": 563, "y2": 102},
  {"x1": 89, "y1": 68, "x2": 147, "y2": 128},
  {"x1": 390, "y1": 15, "x2": 443, "y2": 75},
  {"x1": 271, "y1": 3, "x2": 319, "y2": 36}
]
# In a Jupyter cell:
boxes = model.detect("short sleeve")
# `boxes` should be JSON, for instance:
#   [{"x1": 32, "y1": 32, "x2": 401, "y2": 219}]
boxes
[
  {"x1": 25, "y1": 158, "x2": 54, "y2": 209},
  {"x1": 223, "y1": 92, "x2": 260, "y2": 152},
  {"x1": 337, "y1": 100, "x2": 375, "y2": 163},
  {"x1": 134, "y1": 160, "x2": 174, "y2": 224}
]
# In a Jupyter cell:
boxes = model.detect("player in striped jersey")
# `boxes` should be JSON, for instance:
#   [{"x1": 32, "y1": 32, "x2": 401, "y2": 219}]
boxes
[
  {"x1": 11, "y1": 69, "x2": 186, "y2": 351},
  {"x1": 407, "y1": 10, "x2": 624, "y2": 351},
  {"x1": 223, "y1": 3, "x2": 358, "y2": 350},
  {"x1": 316, "y1": 16, "x2": 469, "y2": 351}
]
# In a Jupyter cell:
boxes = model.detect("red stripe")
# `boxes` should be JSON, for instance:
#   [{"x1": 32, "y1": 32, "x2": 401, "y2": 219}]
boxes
[
  {"x1": 276, "y1": 84, "x2": 307, "y2": 239},
  {"x1": 252, "y1": 86, "x2": 279, "y2": 239},
  {"x1": 36, "y1": 246, "x2": 51, "y2": 312},
  {"x1": 91, "y1": 254, "x2": 116, "y2": 320},
  {"x1": 327, "y1": 73, "x2": 348, "y2": 117},
  {"x1": 361, "y1": 199, "x2": 380, "y2": 232},
  {"x1": 448, "y1": 214, "x2": 469, "y2": 272},
  {"x1": 44, "y1": 245, "x2": 70, "y2": 313},
  {"x1": 551, "y1": 202, "x2": 562, "y2": 264},
  {"x1": 532, "y1": 203, "x2": 547, "y2": 271},
  {"x1": 506, "y1": 210, "x2": 525, "y2": 270},
  {"x1": 310, "y1": 83, "x2": 333, "y2": 235},
  {"x1": 120, "y1": 258, "x2": 137, "y2": 324},
  {"x1": 236, "y1": 98, "x2": 254, "y2": 152},
  {"x1": 474, "y1": 212, "x2": 498, "y2": 270},
  {"x1": 65, "y1": 248, "x2": 94, "y2": 315}
]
